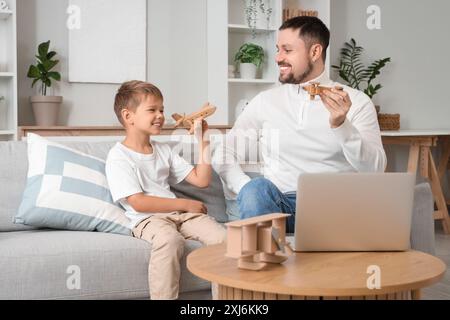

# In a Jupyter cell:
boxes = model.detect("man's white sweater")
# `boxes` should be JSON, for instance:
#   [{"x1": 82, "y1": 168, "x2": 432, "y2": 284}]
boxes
[{"x1": 212, "y1": 72, "x2": 387, "y2": 199}]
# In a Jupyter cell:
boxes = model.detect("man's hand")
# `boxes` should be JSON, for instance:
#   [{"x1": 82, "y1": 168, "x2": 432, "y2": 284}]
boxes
[
  {"x1": 319, "y1": 87, "x2": 352, "y2": 128},
  {"x1": 183, "y1": 199, "x2": 208, "y2": 214}
]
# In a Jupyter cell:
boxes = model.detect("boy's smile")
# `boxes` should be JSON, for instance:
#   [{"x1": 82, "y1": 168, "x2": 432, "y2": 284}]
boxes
[{"x1": 131, "y1": 94, "x2": 165, "y2": 135}]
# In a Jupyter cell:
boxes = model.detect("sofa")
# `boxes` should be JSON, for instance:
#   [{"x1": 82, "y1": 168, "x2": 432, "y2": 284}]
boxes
[{"x1": 0, "y1": 138, "x2": 436, "y2": 300}]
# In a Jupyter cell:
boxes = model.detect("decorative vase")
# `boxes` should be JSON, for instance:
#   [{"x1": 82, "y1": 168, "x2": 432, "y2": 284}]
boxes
[
  {"x1": 239, "y1": 63, "x2": 257, "y2": 79},
  {"x1": 30, "y1": 96, "x2": 63, "y2": 126}
]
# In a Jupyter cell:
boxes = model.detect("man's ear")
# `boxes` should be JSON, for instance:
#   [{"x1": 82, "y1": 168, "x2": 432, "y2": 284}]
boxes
[
  {"x1": 121, "y1": 108, "x2": 134, "y2": 125},
  {"x1": 309, "y1": 43, "x2": 323, "y2": 63}
]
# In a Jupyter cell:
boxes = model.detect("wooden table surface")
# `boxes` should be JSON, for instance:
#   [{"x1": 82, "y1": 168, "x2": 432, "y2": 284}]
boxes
[{"x1": 187, "y1": 244, "x2": 446, "y2": 299}]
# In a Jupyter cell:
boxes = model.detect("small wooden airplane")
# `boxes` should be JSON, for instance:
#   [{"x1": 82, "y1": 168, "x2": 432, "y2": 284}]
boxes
[
  {"x1": 225, "y1": 213, "x2": 293, "y2": 271},
  {"x1": 171, "y1": 103, "x2": 217, "y2": 134},
  {"x1": 303, "y1": 82, "x2": 344, "y2": 100}
]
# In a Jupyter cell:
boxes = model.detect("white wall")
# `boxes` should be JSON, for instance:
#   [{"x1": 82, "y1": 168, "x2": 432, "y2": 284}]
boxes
[
  {"x1": 330, "y1": 0, "x2": 450, "y2": 130},
  {"x1": 330, "y1": 0, "x2": 450, "y2": 190},
  {"x1": 17, "y1": 0, "x2": 209, "y2": 126}
]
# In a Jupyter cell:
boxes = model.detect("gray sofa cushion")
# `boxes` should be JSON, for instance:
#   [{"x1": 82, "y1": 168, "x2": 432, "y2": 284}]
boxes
[
  {"x1": 171, "y1": 171, "x2": 228, "y2": 223},
  {"x1": 0, "y1": 141, "x2": 34, "y2": 232},
  {"x1": 0, "y1": 229, "x2": 208, "y2": 299},
  {"x1": 411, "y1": 182, "x2": 436, "y2": 255}
]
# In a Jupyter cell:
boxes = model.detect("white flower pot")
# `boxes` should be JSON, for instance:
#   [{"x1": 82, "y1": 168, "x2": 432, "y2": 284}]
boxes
[
  {"x1": 30, "y1": 95, "x2": 63, "y2": 126},
  {"x1": 239, "y1": 63, "x2": 257, "y2": 79}
]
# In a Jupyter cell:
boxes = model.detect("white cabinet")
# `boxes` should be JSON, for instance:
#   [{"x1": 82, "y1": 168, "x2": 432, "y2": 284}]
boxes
[
  {"x1": 208, "y1": 0, "x2": 330, "y2": 125},
  {"x1": 0, "y1": 0, "x2": 17, "y2": 140}
]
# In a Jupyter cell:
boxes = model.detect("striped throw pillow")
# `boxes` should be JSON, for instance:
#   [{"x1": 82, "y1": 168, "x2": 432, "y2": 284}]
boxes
[{"x1": 15, "y1": 134, "x2": 131, "y2": 235}]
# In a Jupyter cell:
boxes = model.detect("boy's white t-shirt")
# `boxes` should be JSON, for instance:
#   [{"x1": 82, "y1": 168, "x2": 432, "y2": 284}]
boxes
[{"x1": 105, "y1": 141, "x2": 194, "y2": 228}]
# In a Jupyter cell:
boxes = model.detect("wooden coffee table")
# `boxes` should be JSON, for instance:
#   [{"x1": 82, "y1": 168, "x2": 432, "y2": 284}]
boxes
[{"x1": 187, "y1": 244, "x2": 446, "y2": 300}]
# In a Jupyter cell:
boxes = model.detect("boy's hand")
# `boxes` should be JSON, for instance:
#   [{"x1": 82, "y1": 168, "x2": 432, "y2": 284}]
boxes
[
  {"x1": 183, "y1": 199, "x2": 208, "y2": 214},
  {"x1": 193, "y1": 118, "x2": 210, "y2": 142}
]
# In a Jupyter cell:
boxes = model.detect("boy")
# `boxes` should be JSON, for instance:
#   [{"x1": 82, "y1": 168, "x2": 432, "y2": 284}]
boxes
[{"x1": 106, "y1": 80, "x2": 226, "y2": 300}]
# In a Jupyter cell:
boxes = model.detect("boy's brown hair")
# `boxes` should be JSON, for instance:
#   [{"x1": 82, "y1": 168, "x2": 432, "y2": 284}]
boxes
[{"x1": 114, "y1": 80, "x2": 163, "y2": 126}]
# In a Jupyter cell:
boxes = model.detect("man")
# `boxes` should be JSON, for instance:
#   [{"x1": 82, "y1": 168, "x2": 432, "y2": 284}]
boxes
[{"x1": 213, "y1": 16, "x2": 387, "y2": 232}]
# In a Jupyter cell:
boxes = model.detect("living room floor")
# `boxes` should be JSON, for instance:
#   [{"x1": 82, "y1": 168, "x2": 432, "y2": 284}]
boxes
[{"x1": 423, "y1": 224, "x2": 450, "y2": 300}]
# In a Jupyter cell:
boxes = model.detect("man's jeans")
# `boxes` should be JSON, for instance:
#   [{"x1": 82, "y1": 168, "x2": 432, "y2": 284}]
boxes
[{"x1": 237, "y1": 177, "x2": 296, "y2": 233}]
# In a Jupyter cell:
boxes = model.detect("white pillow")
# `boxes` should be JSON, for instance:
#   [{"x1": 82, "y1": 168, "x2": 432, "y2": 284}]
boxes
[{"x1": 15, "y1": 134, "x2": 132, "y2": 235}]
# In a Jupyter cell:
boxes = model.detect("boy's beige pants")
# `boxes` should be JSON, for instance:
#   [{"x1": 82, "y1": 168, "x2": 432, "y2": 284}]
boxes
[{"x1": 132, "y1": 212, "x2": 226, "y2": 300}]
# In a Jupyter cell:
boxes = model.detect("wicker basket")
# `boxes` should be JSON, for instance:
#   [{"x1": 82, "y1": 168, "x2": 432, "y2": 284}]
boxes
[{"x1": 378, "y1": 113, "x2": 400, "y2": 131}]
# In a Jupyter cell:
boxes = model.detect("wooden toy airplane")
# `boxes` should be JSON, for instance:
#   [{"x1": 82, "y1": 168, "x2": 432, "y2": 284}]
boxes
[
  {"x1": 225, "y1": 213, "x2": 293, "y2": 271},
  {"x1": 303, "y1": 82, "x2": 343, "y2": 100},
  {"x1": 171, "y1": 103, "x2": 217, "y2": 134}
]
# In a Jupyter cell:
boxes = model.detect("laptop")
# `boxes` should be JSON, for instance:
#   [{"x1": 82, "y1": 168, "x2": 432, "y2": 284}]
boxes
[{"x1": 293, "y1": 173, "x2": 416, "y2": 252}]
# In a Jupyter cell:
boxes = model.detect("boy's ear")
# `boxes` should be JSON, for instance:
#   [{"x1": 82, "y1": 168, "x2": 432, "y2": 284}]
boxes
[{"x1": 121, "y1": 108, "x2": 134, "y2": 125}]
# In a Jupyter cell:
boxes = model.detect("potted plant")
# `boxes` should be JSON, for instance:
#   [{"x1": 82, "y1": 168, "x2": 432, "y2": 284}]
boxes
[
  {"x1": 27, "y1": 40, "x2": 62, "y2": 126},
  {"x1": 332, "y1": 39, "x2": 396, "y2": 129},
  {"x1": 234, "y1": 42, "x2": 265, "y2": 79},
  {"x1": 332, "y1": 38, "x2": 391, "y2": 101},
  {"x1": 245, "y1": 0, "x2": 273, "y2": 37}
]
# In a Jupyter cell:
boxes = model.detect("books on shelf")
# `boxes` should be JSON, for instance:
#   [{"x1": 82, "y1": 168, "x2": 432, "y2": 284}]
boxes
[{"x1": 283, "y1": 8, "x2": 318, "y2": 22}]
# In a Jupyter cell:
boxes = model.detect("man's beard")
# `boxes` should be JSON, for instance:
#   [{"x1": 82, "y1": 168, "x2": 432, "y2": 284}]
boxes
[{"x1": 278, "y1": 60, "x2": 314, "y2": 84}]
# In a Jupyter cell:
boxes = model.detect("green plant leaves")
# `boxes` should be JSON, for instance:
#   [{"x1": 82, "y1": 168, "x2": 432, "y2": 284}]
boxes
[
  {"x1": 245, "y1": 0, "x2": 273, "y2": 38},
  {"x1": 47, "y1": 72, "x2": 61, "y2": 81},
  {"x1": 27, "y1": 40, "x2": 60, "y2": 96},
  {"x1": 31, "y1": 78, "x2": 40, "y2": 88},
  {"x1": 332, "y1": 38, "x2": 390, "y2": 99},
  {"x1": 47, "y1": 51, "x2": 57, "y2": 60},
  {"x1": 27, "y1": 65, "x2": 40, "y2": 79},
  {"x1": 364, "y1": 57, "x2": 391, "y2": 85},
  {"x1": 42, "y1": 59, "x2": 59, "y2": 71},
  {"x1": 38, "y1": 41, "x2": 50, "y2": 58},
  {"x1": 234, "y1": 43, "x2": 265, "y2": 67}
]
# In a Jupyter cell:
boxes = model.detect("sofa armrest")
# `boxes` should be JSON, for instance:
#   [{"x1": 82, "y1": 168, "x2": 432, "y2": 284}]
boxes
[{"x1": 410, "y1": 182, "x2": 436, "y2": 255}]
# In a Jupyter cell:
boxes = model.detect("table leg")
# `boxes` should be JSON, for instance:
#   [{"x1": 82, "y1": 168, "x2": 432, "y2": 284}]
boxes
[
  {"x1": 411, "y1": 289, "x2": 421, "y2": 300},
  {"x1": 215, "y1": 285, "x2": 417, "y2": 300},
  {"x1": 437, "y1": 136, "x2": 450, "y2": 206},
  {"x1": 427, "y1": 148, "x2": 450, "y2": 234},
  {"x1": 407, "y1": 143, "x2": 420, "y2": 173},
  {"x1": 420, "y1": 147, "x2": 430, "y2": 178}
]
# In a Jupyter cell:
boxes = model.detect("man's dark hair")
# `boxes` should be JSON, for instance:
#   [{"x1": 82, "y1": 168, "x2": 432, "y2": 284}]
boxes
[{"x1": 279, "y1": 16, "x2": 330, "y2": 62}]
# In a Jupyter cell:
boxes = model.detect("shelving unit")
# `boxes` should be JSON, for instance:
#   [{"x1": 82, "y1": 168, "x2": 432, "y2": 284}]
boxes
[
  {"x1": 0, "y1": 9, "x2": 13, "y2": 20},
  {"x1": 208, "y1": 0, "x2": 330, "y2": 125},
  {"x1": 0, "y1": 0, "x2": 18, "y2": 141},
  {"x1": 207, "y1": 0, "x2": 282, "y2": 125}
]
